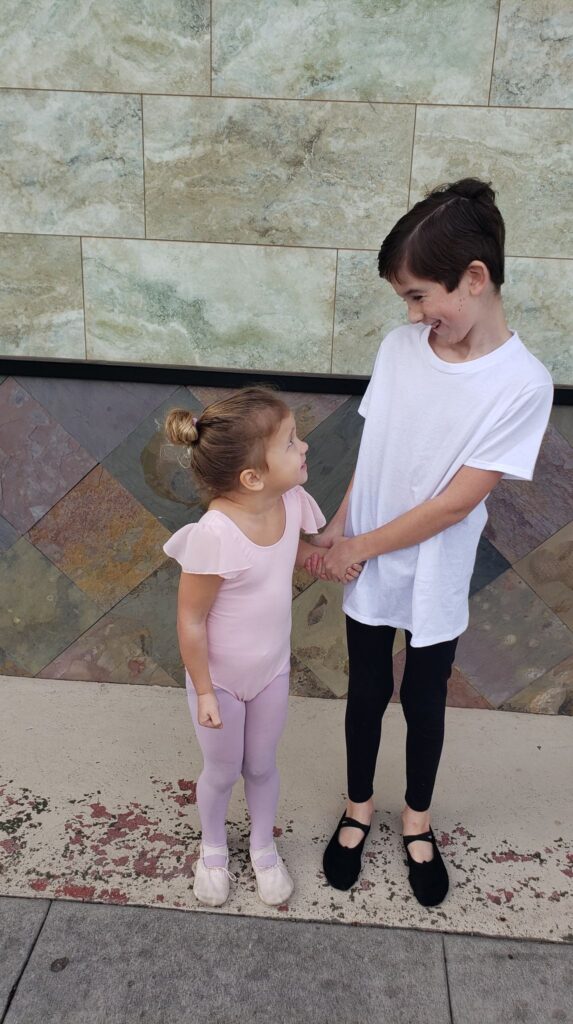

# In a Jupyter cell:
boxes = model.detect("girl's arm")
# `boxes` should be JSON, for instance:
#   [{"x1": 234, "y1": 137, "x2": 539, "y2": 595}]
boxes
[
  {"x1": 322, "y1": 466, "x2": 502, "y2": 580},
  {"x1": 177, "y1": 572, "x2": 224, "y2": 728},
  {"x1": 313, "y1": 472, "x2": 355, "y2": 548}
]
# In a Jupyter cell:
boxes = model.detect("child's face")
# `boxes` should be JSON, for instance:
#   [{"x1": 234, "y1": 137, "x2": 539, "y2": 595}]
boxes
[
  {"x1": 263, "y1": 413, "x2": 309, "y2": 493},
  {"x1": 391, "y1": 270, "x2": 476, "y2": 348}
]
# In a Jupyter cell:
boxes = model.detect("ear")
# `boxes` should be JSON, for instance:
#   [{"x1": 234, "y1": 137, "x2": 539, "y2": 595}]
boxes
[
  {"x1": 465, "y1": 260, "x2": 490, "y2": 296},
  {"x1": 239, "y1": 467, "x2": 264, "y2": 492}
]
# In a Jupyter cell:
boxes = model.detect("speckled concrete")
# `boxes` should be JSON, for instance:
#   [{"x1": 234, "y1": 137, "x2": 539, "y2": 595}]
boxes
[{"x1": 1, "y1": 676, "x2": 571, "y2": 943}]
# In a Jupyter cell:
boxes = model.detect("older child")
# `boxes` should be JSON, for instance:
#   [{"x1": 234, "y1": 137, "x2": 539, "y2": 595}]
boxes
[
  {"x1": 307, "y1": 179, "x2": 553, "y2": 906},
  {"x1": 163, "y1": 388, "x2": 360, "y2": 907}
]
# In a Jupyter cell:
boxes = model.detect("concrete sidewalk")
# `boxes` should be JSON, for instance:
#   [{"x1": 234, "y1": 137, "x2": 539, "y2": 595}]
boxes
[{"x1": 1, "y1": 896, "x2": 572, "y2": 1024}]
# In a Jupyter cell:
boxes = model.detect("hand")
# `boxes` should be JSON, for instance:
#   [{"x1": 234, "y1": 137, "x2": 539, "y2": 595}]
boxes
[
  {"x1": 304, "y1": 549, "x2": 363, "y2": 583},
  {"x1": 308, "y1": 522, "x2": 344, "y2": 550},
  {"x1": 323, "y1": 538, "x2": 364, "y2": 582},
  {"x1": 197, "y1": 693, "x2": 222, "y2": 729}
]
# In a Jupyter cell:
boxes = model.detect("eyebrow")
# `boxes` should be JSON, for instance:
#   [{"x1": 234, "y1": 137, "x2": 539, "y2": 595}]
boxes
[{"x1": 402, "y1": 288, "x2": 424, "y2": 297}]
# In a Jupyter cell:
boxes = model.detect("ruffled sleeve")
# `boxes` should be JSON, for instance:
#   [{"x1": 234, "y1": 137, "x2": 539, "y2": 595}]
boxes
[
  {"x1": 295, "y1": 486, "x2": 326, "y2": 534},
  {"x1": 163, "y1": 514, "x2": 253, "y2": 579}
]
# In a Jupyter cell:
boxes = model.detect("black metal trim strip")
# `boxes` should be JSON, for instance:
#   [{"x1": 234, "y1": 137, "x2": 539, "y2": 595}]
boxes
[{"x1": 1, "y1": 357, "x2": 571, "y2": 403}]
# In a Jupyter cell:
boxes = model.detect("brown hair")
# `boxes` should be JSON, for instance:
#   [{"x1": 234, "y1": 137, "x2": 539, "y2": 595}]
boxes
[
  {"x1": 378, "y1": 178, "x2": 505, "y2": 292},
  {"x1": 164, "y1": 386, "x2": 290, "y2": 500}
]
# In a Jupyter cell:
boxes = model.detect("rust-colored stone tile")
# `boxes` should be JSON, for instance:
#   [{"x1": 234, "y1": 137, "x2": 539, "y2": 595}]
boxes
[
  {"x1": 501, "y1": 655, "x2": 573, "y2": 715},
  {"x1": 29, "y1": 466, "x2": 171, "y2": 611},
  {"x1": 484, "y1": 425, "x2": 573, "y2": 562},
  {"x1": 39, "y1": 615, "x2": 178, "y2": 686},
  {"x1": 391, "y1": 650, "x2": 492, "y2": 709},
  {"x1": 0, "y1": 378, "x2": 96, "y2": 532},
  {"x1": 513, "y1": 522, "x2": 573, "y2": 630}
]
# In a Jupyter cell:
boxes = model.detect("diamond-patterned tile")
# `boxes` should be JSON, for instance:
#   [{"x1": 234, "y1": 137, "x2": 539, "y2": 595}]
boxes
[
  {"x1": 28, "y1": 467, "x2": 171, "y2": 612},
  {"x1": 104, "y1": 387, "x2": 204, "y2": 533},
  {"x1": 104, "y1": 560, "x2": 183, "y2": 683},
  {"x1": 469, "y1": 536, "x2": 511, "y2": 596},
  {"x1": 0, "y1": 538, "x2": 101, "y2": 674},
  {"x1": 0, "y1": 514, "x2": 19, "y2": 553},
  {"x1": 0, "y1": 378, "x2": 95, "y2": 532},
  {"x1": 292, "y1": 580, "x2": 349, "y2": 697},
  {"x1": 484, "y1": 425, "x2": 573, "y2": 562},
  {"x1": 303, "y1": 397, "x2": 363, "y2": 523},
  {"x1": 501, "y1": 655, "x2": 573, "y2": 716},
  {"x1": 38, "y1": 614, "x2": 178, "y2": 686},
  {"x1": 550, "y1": 405, "x2": 573, "y2": 447},
  {"x1": 513, "y1": 522, "x2": 573, "y2": 631},
  {"x1": 16, "y1": 377, "x2": 179, "y2": 461},
  {"x1": 455, "y1": 570, "x2": 573, "y2": 707},
  {"x1": 290, "y1": 654, "x2": 338, "y2": 699}
]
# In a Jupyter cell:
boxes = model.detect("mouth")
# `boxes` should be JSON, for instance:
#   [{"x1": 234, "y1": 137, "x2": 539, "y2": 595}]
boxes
[
  {"x1": 301, "y1": 461, "x2": 307, "y2": 470},
  {"x1": 429, "y1": 320, "x2": 442, "y2": 331}
]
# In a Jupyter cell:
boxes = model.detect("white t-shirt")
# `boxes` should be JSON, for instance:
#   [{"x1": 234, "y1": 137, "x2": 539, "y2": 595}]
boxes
[{"x1": 342, "y1": 323, "x2": 553, "y2": 646}]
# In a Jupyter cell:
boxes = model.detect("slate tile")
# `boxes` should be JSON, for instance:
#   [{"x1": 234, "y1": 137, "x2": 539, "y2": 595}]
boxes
[
  {"x1": 29, "y1": 467, "x2": 171, "y2": 612},
  {"x1": 0, "y1": 378, "x2": 95, "y2": 532}
]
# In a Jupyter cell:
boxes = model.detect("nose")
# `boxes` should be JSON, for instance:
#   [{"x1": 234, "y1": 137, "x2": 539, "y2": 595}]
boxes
[{"x1": 408, "y1": 305, "x2": 423, "y2": 324}]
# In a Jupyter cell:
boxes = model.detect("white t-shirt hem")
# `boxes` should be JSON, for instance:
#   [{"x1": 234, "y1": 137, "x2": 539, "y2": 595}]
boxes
[
  {"x1": 464, "y1": 458, "x2": 533, "y2": 481},
  {"x1": 342, "y1": 605, "x2": 467, "y2": 646}
]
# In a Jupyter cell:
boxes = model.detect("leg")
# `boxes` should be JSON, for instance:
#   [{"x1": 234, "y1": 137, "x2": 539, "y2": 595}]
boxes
[
  {"x1": 188, "y1": 685, "x2": 246, "y2": 864},
  {"x1": 342, "y1": 616, "x2": 396, "y2": 847},
  {"x1": 399, "y1": 632, "x2": 458, "y2": 862},
  {"x1": 242, "y1": 670, "x2": 290, "y2": 860}
]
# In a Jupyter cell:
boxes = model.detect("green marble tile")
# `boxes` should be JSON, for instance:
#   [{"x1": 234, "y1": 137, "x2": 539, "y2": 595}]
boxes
[
  {"x1": 0, "y1": 538, "x2": 102, "y2": 675},
  {"x1": 213, "y1": 0, "x2": 498, "y2": 104},
  {"x1": 0, "y1": 235, "x2": 84, "y2": 359},
  {"x1": 0, "y1": 91, "x2": 144, "y2": 237},
  {"x1": 504, "y1": 258, "x2": 573, "y2": 386},
  {"x1": 0, "y1": 1, "x2": 210, "y2": 95},
  {"x1": 411, "y1": 106, "x2": 573, "y2": 259},
  {"x1": 332, "y1": 251, "x2": 406, "y2": 375},
  {"x1": 83, "y1": 238, "x2": 336, "y2": 371},
  {"x1": 144, "y1": 96, "x2": 413, "y2": 249},
  {"x1": 491, "y1": 1, "x2": 573, "y2": 108}
]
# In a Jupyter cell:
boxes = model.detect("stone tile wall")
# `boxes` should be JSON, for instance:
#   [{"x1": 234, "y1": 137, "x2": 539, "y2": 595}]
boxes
[{"x1": 0, "y1": 1, "x2": 571, "y2": 382}]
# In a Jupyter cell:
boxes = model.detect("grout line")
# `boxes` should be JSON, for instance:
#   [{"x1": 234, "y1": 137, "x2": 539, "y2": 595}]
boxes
[
  {"x1": 406, "y1": 105, "x2": 418, "y2": 210},
  {"x1": 209, "y1": 0, "x2": 213, "y2": 97},
  {"x1": 441, "y1": 935, "x2": 456, "y2": 1024},
  {"x1": 488, "y1": 0, "x2": 503, "y2": 106},
  {"x1": 329, "y1": 250, "x2": 339, "y2": 374},
  {"x1": 79, "y1": 237, "x2": 88, "y2": 360},
  {"x1": 140, "y1": 95, "x2": 147, "y2": 239},
  {"x1": 1, "y1": 229, "x2": 571, "y2": 262},
  {"x1": 0, "y1": 83, "x2": 570, "y2": 113},
  {"x1": 0, "y1": 901, "x2": 52, "y2": 1024}
]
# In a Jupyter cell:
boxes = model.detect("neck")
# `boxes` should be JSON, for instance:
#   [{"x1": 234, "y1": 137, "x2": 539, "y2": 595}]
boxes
[
  {"x1": 212, "y1": 488, "x2": 283, "y2": 517},
  {"x1": 434, "y1": 296, "x2": 511, "y2": 362}
]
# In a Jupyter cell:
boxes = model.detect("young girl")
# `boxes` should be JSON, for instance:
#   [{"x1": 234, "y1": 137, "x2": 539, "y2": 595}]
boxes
[
  {"x1": 163, "y1": 388, "x2": 360, "y2": 907},
  {"x1": 307, "y1": 179, "x2": 553, "y2": 906}
]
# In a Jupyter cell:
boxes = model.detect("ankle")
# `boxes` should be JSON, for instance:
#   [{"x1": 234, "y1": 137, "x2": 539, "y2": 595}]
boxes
[
  {"x1": 401, "y1": 806, "x2": 430, "y2": 834},
  {"x1": 346, "y1": 797, "x2": 374, "y2": 824}
]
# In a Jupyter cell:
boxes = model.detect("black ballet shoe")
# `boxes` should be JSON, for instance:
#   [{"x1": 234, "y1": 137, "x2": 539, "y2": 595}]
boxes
[
  {"x1": 323, "y1": 814, "x2": 371, "y2": 891},
  {"x1": 403, "y1": 828, "x2": 449, "y2": 907}
]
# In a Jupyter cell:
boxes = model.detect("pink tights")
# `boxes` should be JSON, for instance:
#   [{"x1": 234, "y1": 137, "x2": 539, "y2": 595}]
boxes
[{"x1": 187, "y1": 671, "x2": 290, "y2": 866}]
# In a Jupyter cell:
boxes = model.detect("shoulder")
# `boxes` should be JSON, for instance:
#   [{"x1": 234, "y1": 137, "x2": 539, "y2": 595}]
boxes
[
  {"x1": 371, "y1": 323, "x2": 422, "y2": 370},
  {"x1": 512, "y1": 336, "x2": 554, "y2": 391},
  {"x1": 286, "y1": 486, "x2": 326, "y2": 534}
]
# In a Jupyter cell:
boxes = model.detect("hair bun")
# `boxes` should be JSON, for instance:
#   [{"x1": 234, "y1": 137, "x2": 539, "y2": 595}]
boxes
[
  {"x1": 164, "y1": 409, "x2": 200, "y2": 448},
  {"x1": 448, "y1": 178, "x2": 495, "y2": 203}
]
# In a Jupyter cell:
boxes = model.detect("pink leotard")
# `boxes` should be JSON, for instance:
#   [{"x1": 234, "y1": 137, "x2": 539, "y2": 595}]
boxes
[{"x1": 163, "y1": 485, "x2": 325, "y2": 701}]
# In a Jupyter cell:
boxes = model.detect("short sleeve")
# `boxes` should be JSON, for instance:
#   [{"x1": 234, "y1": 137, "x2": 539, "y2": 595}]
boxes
[
  {"x1": 163, "y1": 515, "x2": 253, "y2": 579},
  {"x1": 295, "y1": 486, "x2": 326, "y2": 534},
  {"x1": 465, "y1": 384, "x2": 553, "y2": 481}
]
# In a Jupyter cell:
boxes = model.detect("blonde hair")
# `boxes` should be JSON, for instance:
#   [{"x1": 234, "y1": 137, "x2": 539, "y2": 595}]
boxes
[{"x1": 165, "y1": 386, "x2": 290, "y2": 500}]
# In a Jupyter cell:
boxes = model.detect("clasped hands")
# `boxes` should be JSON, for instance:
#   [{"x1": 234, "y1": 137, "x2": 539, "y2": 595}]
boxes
[{"x1": 304, "y1": 530, "x2": 364, "y2": 583}]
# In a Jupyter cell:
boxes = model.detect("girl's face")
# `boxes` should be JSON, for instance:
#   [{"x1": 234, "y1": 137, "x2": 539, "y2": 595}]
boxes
[
  {"x1": 391, "y1": 269, "x2": 476, "y2": 348},
  {"x1": 263, "y1": 413, "x2": 309, "y2": 493}
]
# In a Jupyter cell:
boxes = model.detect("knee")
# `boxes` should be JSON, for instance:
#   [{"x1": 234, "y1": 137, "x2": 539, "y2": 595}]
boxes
[
  {"x1": 201, "y1": 760, "x2": 242, "y2": 792},
  {"x1": 242, "y1": 757, "x2": 276, "y2": 785}
]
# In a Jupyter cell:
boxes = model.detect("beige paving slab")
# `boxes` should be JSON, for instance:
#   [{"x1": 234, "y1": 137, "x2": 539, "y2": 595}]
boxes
[{"x1": 1, "y1": 677, "x2": 571, "y2": 942}]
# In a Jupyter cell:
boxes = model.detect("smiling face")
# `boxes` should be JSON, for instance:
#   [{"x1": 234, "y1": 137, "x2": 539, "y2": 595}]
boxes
[
  {"x1": 392, "y1": 268, "x2": 479, "y2": 346},
  {"x1": 262, "y1": 413, "x2": 309, "y2": 493}
]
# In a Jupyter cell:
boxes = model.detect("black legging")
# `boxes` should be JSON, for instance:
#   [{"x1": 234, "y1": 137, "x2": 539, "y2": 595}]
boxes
[{"x1": 345, "y1": 616, "x2": 458, "y2": 813}]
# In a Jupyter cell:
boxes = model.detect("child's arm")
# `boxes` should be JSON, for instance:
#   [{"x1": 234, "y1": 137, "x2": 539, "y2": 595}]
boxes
[
  {"x1": 322, "y1": 466, "x2": 502, "y2": 580},
  {"x1": 177, "y1": 572, "x2": 224, "y2": 728},
  {"x1": 312, "y1": 473, "x2": 355, "y2": 549}
]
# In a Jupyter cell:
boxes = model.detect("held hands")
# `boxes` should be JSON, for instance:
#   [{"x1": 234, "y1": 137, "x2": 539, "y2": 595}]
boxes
[
  {"x1": 197, "y1": 692, "x2": 222, "y2": 729},
  {"x1": 304, "y1": 527, "x2": 363, "y2": 584}
]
